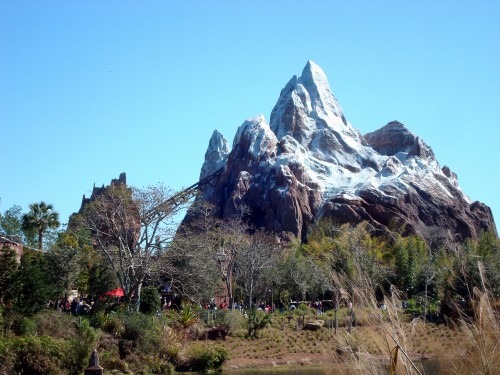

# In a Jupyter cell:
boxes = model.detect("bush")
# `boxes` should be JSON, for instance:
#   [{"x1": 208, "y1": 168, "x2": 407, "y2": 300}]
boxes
[
  {"x1": 140, "y1": 287, "x2": 161, "y2": 314},
  {"x1": 247, "y1": 309, "x2": 271, "y2": 337},
  {"x1": 122, "y1": 312, "x2": 150, "y2": 341},
  {"x1": 0, "y1": 339, "x2": 16, "y2": 374},
  {"x1": 8, "y1": 336, "x2": 66, "y2": 375},
  {"x1": 33, "y1": 310, "x2": 75, "y2": 339},
  {"x1": 88, "y1": 310, "x2": 107, "y2": 329},
  {"x1": 102, "y1": 313, "x2": 125, "y2": 336},
  {"x1": 11, "y1": 314, "x2": 37, "y2": 336},
  {"x1": 148, "y1": 356, "x2": 175, "y2": 374},
  {"x1": 66, "y1": 319, "x2": 99, "y2": 374},
  {"x1": 181, "y1": 343, "x2": 228, "y2": 372},
  {"x1": 222, "y1": 310, "x2": 246, "y2": 334}
]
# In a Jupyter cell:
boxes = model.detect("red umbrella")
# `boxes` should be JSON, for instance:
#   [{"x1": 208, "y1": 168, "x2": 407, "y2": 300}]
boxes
[{"x1": 105, "y1": 288, "x2": 124, "y2": 297}]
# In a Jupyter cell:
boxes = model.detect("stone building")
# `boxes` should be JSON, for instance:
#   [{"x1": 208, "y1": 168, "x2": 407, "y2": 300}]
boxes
[{"x1": 0, "y1": 234, "x2": 24, "y2": 263}]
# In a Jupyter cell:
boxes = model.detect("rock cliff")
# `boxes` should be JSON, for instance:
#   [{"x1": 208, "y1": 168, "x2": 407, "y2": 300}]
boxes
[{"x1": 191, "y1": 61, "x2": 496, "y2": 242}]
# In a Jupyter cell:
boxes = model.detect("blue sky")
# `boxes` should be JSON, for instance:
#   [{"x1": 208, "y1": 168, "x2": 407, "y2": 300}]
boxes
[{"x1": 1, "y1": 1, "x2": 498, "y2": 232}]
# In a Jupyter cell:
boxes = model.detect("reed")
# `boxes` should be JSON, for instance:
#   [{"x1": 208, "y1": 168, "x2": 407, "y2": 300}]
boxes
[{"x1": 452, "y1": 262, "x2": 499, "y2": 375}]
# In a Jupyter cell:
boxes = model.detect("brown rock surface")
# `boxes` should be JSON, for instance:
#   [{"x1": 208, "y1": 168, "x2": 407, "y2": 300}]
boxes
[{"x1": 188, "y1": 62, "x2": 496, "y2": 243}]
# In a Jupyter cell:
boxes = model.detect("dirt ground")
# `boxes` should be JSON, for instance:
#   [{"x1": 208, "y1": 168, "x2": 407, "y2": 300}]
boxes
[{"x1": 215, "y1": 322, "x2": 459, "y2": 372}]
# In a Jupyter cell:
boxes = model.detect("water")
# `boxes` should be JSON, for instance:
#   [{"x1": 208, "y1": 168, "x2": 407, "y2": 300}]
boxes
[{"x1": 225, "y1": 359, "x2": 452, "y2": 375}]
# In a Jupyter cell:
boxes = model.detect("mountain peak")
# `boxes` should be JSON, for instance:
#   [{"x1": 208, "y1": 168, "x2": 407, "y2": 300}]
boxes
[
  {"x1": 189, "y1": 62, "x2": 496, "y2": 243},
  {"x1": 300, "y1": 60, "x2": 329, "y2": 89},
  {"x1": 364, "y1": 121, "x2": 435, "y2": 160},
  {"x1": 200, "y1": 130, "x2": 229, "y2": 180}
]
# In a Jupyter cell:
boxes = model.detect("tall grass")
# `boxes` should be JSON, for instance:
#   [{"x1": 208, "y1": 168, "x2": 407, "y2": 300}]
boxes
[
  {"x1": 452, "y1": 262, "x2": 499, "y2": 375},
  {"x1": 328, "y1": 269, "x2": 425, "y2": 375},
  {"x1": 329, "y1": 260, "x2": 498, "y2": 375}
]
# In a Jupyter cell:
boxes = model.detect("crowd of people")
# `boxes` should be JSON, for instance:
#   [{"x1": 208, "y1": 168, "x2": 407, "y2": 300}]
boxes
[{"x1": 47, "y1": 298, "x2": 93, "y2": 315}]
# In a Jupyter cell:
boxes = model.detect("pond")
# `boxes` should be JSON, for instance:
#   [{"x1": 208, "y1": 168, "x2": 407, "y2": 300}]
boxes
[{"x1": 225, "y1": 359, "x2": 454, "y2": 375}]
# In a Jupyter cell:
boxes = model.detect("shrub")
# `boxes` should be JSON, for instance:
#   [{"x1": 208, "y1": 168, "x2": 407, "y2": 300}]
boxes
[
  {"x1": 9, "y1": 336, "x2": 66, "y2": 375},
  {"x1": 181, "y1": 343, "x2": 228, "y2": 372},
  {"x1": 122, "y1": 311, "x2": 150, "y2": 341},
  {"x1": 0, "y1": 339, "x2": 16, "y2": 374},
  {"x1": 247, "y1": 309, "x2": 271, "y2": 337},
  {"x1": 173, "y1": 303, "x2": 199, "y2": 329},
  {"x1": 155, "y1": 326, "x2": 182, "y2": 363},
  {"x1": 222, "y1": 310, "x2": 246, "y2": 334},
  {"x1": 88, "y1": 310, "x2": 106, "y2": 329},
  {"x1": 66, "y1": 319, "x2": 99, "y2": 374},
  {"x1": 102, "y1": 313, "x2": 125, "y2": 336},
  {"x1": 33, "y1": 310, "x2": 74, "y2": 339},
  {"x1": 11, "y1": 314, "x2": 37, "y2": 336},
  {"x1": 149, "y1": 356, "x2": 175, "y2": 374},
  {"x1": 140, "y1": 287, "x2": 161, "y2": 314}
]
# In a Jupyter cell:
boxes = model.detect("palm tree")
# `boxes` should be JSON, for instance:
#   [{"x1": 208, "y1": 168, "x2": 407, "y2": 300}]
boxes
[{"x1": 22, "y1": 201, "x2": 60, "y2": 251}]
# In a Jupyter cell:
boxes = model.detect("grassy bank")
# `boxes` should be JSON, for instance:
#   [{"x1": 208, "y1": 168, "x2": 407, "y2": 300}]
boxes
[{"x1": 1, "y1": 297, "x2": 497, "y2": 374}]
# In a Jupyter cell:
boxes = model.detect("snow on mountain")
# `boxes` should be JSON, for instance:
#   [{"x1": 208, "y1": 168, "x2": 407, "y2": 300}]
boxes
[
  {"x1": 200, "y1": 130, "x2": 230, "y2": 180},
  {"x1": 194, "y1": 61, "x2": 496, "y2": 242}
]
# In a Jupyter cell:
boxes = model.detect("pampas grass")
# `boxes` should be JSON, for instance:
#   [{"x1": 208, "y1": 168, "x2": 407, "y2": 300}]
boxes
[{"x1": 452, "y1": 262, "x2": 499, "y2": 375}]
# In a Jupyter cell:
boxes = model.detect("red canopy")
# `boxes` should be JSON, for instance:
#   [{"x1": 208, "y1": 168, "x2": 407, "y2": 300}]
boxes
[{"x1": 105, "y1": 288, "x2": 124, "y2": 297}]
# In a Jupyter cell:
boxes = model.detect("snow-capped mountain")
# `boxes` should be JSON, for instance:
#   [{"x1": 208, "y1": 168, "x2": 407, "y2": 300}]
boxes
[{"x1": 195, "y1": 61, "x2": 496, "y2": 242}]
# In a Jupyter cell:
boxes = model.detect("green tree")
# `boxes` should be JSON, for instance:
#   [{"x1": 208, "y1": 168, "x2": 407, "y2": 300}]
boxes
[
  {"x1": 0, "y1": 246, "x2": 19, "y2": 306},
  {"x1": 21, "y1": 202, "x2": 60, "y2": 251},
  {"x1": 391, "y1": 234, "x2": 427, "y2": 296},
  {"x1": 15, "y1": 250, "x2": 65, "y2": 315},
  {"x1": 0, "y1": 205, "x2": 24, "y2": 236}
]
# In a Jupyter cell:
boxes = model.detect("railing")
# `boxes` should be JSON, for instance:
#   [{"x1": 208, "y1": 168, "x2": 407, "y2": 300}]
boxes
[{"x1": 145, "y1": 168, "x2": 224, "y2": 221}]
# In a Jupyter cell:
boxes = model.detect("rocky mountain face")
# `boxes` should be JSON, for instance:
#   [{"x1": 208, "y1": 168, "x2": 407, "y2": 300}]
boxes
[{"x1": 193, "y1": 61, "x2": 496, "y2": 243}]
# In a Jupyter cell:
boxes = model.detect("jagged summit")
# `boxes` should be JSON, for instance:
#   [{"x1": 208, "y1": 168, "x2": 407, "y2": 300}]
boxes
[
  {"x1": 270, "y1": 60, "x2": 364, "y2": 155},
  {"x1": 364, "y1": 121, "x2": 435, "y2": 160},
  {"x1": 200, "y1": 130, "x2": 230, "y2": 180},
  {"x1": 191, "y1": 62, "x2": 496, "y2": 242}
]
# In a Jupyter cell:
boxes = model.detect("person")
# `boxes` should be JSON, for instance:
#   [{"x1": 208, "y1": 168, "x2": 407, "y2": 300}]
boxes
[
  {"x1": 317, "y1": 300, "x2": 323, "y2": 314},
  {"x1": 70, "y1": 299, "x2": 78, "y2": 315}
]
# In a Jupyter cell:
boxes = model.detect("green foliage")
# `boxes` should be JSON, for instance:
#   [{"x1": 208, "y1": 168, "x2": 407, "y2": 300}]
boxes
[
  {"x1": 221, "y1": 309, "x2": 246, "y2": 333},
  {"x1": 182, "y1": 343, "x2": 228, "y2": 372},
  {"x1": 100, "y1": 312, "x2": 125, "y2": 335},
  {"x1": 0, "y1": 205, "x2": 24, "y2": 236},
  {"x1": 14, "y1": 250, "x2": 65, "y2": 315},
  {"x1": 0, "y1": 326, "x2": 97, "y2": 375},
  {"x1": 149, "y1": 358, "x2": 175, "y2": 374},
  {"x1": 10, "y1": 313, "x2": 37, "y2": 335},
  {"x1": 21, "y1": 201, "x2": 60, "y2": 251},
  {"x1": 392, "y1": 234, "x2": 428, "y2": 295},
  {"x1": 0, "y1": 246, "x2": 19, "y2": 306},
  {"x1": 32, "y1": 310, "x2": 74, "y2": 339},
  {"x1": 4, "y1": 335, "x2": 66, "y2": 375},
  {"x1": 247, "y1": 309, "x2": 272, "y2": 337},
  {"x1": 173, "y1": 303, "x2": 199, "y2": 329},
  {"x1": 140, "y1": 286, "x2": 161, "y2": 314},
  {"x1": 121, "y1": 311, "x2": 151, "y2": 341},
  {"x1": 66, "y1": 319, "x2": 99, "y2": 375}
]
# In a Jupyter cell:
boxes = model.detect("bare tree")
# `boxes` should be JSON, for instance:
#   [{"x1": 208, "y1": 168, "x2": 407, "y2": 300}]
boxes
[
  {"x1": 234, "y1": 231, "x2": 280, "y2": 309},
  {"x1": 81, "y1": 183, "x2": 184, "y2": 310}
]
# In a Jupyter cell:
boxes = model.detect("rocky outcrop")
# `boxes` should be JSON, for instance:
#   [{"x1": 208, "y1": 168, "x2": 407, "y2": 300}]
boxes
[
  {"x1": 190, "y1": 61, "x2": 496, "y2": 243},
  {"x1": 364, "y1": 121, "x2": 435, "y2": 160}
]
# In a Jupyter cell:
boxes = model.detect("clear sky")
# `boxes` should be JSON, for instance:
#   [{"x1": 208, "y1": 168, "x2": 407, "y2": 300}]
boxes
[{"x1": 1, "y1": 1, "x2": 498, "y2": 232}]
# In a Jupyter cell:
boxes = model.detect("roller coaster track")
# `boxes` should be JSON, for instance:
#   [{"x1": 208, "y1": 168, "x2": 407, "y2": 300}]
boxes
[{"x1": 145, "y1": 168, "x2": 224, "y2": 220}]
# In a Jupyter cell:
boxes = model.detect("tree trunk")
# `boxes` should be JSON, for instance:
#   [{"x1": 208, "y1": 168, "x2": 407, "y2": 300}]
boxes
[
  {"x1": 423, "y1": 275, "x2": 428, "y2": 323},
  {"x1": 38, "y1": 230, "x2": 43, "y2": 251}
]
